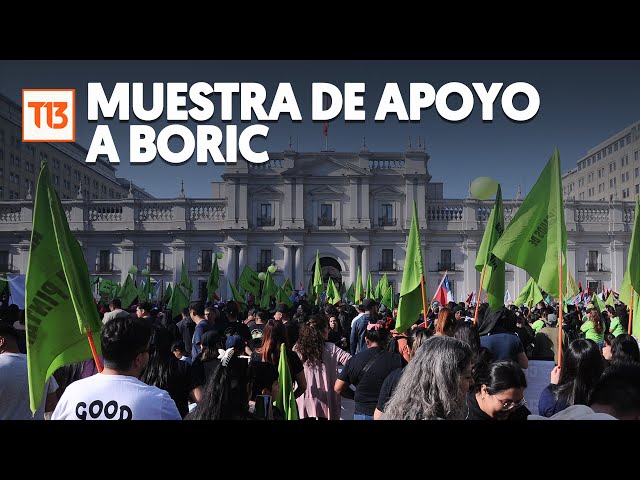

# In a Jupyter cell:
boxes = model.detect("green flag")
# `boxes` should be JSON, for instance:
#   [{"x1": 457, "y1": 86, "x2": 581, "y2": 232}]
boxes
[
  {"x1": 168, "y1": 284, "x2": 190, "y2": 319},
  {"x1": 26, "y1": 161, "x2": 103, "y2": 414},
  {"x1": 492, "y1": 148, "x2": 567, "y2": 298},
  {"x1": 567, "y1": 272, "x2": 579, "y2": 299},
  {"x1": 627, "y1": 197, "x2": 640, "y2": 295},
  {"x1": 228, "y1": 281, "x2": 247, "y2": 311},
  {"x1": 313, "y1": 250, "x2": 323, "y2": 302},
  {"x1": 179, "y1": 260, "x2": 192, "y2": 300},
  {"x1": 326, "y1": 277, "x2": 341, "y2": 304},
  {"x1": 605, "y1": 292, "x2": 616, "y2": 307},
  {"x1": 239, "y1": 265, "x2": 260, "y2": 296},
  {"x1": 279, "y1": 279, "x2": 294, "y2": 308},
  {"x1": 355, "y1": 266, "x2": 363, "y2": 304},
  {"x1": 346, "y1": 283, "x2": 355, "y2": 303},
  {"x1": 206, "y1": 255, "x2": 220, "y2": 299},
  {"x1": 634, "y1": 288, "x2": 640, "y2": 337},
  {"x1": 307, "y1": 274, "x2": 316, "y2": 305},
  {"x1": 592, "y1": 293, "x2": 606, "y2": 313},
  {"x1": 260, "y1": 270, "x2": 278, "y2": 309},
  {"x1": 118, "y1": 274, "x2": 139, "y2": 308},
  {"x1": 274, "y1": 343, "x2": 298, "y2": 420},
  {"x1": 381, "y1": 284, "x2": 394, "y2": 309},
  {"x1": 366, "y1": 272, "x2": 374, "y2": 300},
  {"x1": 395, "y1": 201, "x2": 425, "y2": 334},
  {"x1": 475, "y1": 184, "x2": 505, "y2": 311},
  {"x1": 162, "y1": 283, "x2": 173, "y2": 306},
  {"x1": 514, "y1": 277, "x2": 544, "y2": 307},
  {"x1": 376, "y1": 273, "x2": 389, "y2": 303}
]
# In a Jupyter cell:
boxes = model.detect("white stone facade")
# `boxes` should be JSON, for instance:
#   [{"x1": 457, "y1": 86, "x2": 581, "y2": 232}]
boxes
[{"x1": 0, "y1": 147, "x2": 636, "y2": 303}]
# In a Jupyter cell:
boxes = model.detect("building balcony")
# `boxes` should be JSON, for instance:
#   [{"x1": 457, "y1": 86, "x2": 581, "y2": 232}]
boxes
[
  {"x1": 378, "y1": 217, "x2": 397, "y2": 227},
  {"x1": 436, "y1": 262, "x2": 456, "y2": 272},
  {"x1": 379, "y1": 262, "x2": 396, "y2": 271},
  {"x1": 318, "y1": 217, "x2": 337, "y2": 226},
  {"x1": 257, "y1": 217, "x2": 275, "y2": 227},
  {"x1": 586, "y1": 263, "x2": 609, "y2": 273}
]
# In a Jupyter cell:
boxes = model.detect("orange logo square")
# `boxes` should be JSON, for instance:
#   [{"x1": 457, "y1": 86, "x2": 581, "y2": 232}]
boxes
[{"x1": 22, "y1": 89, "x2": 76, "y2": 142}]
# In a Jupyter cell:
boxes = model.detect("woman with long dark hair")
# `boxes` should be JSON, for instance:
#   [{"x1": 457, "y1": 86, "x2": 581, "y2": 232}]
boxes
[
  {"x1": 466, "y1": 360, "x2": 528, "y2": 420},
  {"x1": 186, "y1": 353, "x2": 255, "y2": 420},
  {"x1": 293, "y1": 314, "x2": 351, "y2": 420},
  {"x1": 610, "y1": 334, "x2": 640, "y2": 366},
  {"x1": 537, "y1": 338, "x2": 604, "y2": 417},
  {"x1": 141, "y1": 326, "x2": 199, "y2": 418},
  {"x1": 253, "y1": 319, "x2": 306, "y2": 399}
]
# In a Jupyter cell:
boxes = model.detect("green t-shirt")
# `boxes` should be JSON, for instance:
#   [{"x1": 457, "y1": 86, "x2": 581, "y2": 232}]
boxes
[
  {"x1": 609, "y1": 317, "x2": 625, "y2": 337},
  {"x1": 581, "y1": 320, "x2": 605, "y2": 343},
  {"x1": 531, "y1": 319, "x2": 545, "y2": 333}
]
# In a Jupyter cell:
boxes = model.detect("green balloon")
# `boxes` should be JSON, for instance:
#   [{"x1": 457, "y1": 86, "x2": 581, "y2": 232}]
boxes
[
  {"x1": 128, "y1": 265, "x2": 138, "y2": 275},
  {"x1": 267, "y1": 264, "x2": 277, "y2": 274},
  {"x1": 216, "y1": 252, "x2": 224, "y2": 259},
  {"x1": 258, "y1": 272, "x2": 266, "y2": 281},
  {"x1": 470, "y1": 176, "x2": 499, "y2": 200},
  {"x1": 141, "y1": 269, "x2": 150, "y2": 276}
]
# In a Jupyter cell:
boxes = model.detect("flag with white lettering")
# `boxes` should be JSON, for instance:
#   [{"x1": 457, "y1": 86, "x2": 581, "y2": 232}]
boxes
[{"x1": 26, "y1": 161, "x2": 103, "y2": 414}]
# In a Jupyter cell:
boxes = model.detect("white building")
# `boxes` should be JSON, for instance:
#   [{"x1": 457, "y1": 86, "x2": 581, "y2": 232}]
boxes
[
  {"x1": 0, "y1": 142, "x2": 636, "y2": 303},
  {"x1": 562, "y1": 120, "x2": 640, "y2": 202}
]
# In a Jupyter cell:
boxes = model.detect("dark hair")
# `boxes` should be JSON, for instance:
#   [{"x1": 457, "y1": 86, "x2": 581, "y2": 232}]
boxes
[
  {"x1": 186, "y1": 355, "x2": 253, "y2": 420},
  {"x1": 296, "y1": 314, "x2": 327, "y2": 367},
  {"x1": 610, "y1": 334, "x2": 640, "y2": 366},
  {"x1": 101, "y1": 317, "x2": 151, "y2": 371},
  {"x1": 171, "y1": 339, "x2": 186, "y2": 353},
  {"x1": 0, "y1": 322, "x2": 18, "y2": 340},
  {"x1": 435, "y1": 307, "x2": 455, "y2": 336},
  {"x1": 588, "y1": 363, "x2": 640, "y2": 418},
  {"x1": 141, "y1": 326, "x2": 186, "y2": 414},
  {"x1": 555, "y1": 338, "x2": 604, "y2": 406},
  {"x1": 189, "y1": 301, "x2": 205, "y2": 317},
  {"x1": 453, "y1": 322, "x2": 481, "y2": 354},
  {"x1": 363, "y1": 320, "x2": 389, "y2": 345},
  {"x1": 138, "y1": 301, "x2": 152, "y2": 313},
  {"x1": 473, "y1": 360, "x2": 527, "y2": 394},
  {"x1": 110, "y1": 298, "x2": 122, "y2": 309},
  {"x1": 255, "y1": 311, "x2": 268, "y2": 323},
  {"x1": 181, "y1": 307, "x2": 190, "y2": 317},
  {"x1": 261, "y1": 319, "x2": 287, "y2": 365}
]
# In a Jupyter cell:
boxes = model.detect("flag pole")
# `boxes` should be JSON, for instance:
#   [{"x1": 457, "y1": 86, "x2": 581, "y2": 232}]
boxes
[
  {"x1": 422, "y1": 271, "x2": 448, "y2": 327},
  {"x1": 85, "y1": 327, "x2": 103, "y2": 372},
  {"x1": 473, "y1": 263, "x2": 487, "y2": 325},
  {"x1": 420, "y1": 274, "x2": 428, "y2": 329},
  {"x1": 557, "y1": 253, "x2": 564, "y2": 367},
  {"x1": 629, "y1": 290, "x2": 634, "y2": 335}
]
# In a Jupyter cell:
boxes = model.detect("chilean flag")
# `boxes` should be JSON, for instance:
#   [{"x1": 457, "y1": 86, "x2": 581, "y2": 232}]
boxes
[{"x1": 434, "y1": 274, "x2": 454, "y2": 305}]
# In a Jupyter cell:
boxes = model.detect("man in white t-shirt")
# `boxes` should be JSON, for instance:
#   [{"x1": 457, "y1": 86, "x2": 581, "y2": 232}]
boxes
[
  {"x1": 0, "y1": 323, "x2": 59, "y2": 420},
  {"x1": 102, "y1": 298, "x2": 132, "y2": 324},
  {"x1": 52, "y1": 316, "x2": 181, "y2": 420}
]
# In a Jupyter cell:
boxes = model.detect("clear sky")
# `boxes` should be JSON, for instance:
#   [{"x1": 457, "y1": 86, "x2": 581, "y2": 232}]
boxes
[{"x1": 2, "y1": 59, "x2": 639, "y2": 200}]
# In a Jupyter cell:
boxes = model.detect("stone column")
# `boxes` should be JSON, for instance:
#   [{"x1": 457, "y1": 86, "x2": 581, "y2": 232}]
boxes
[
  {"x1": 283, "y1": 245, "x2": 291, "y2": 281},
  {"x1": 349, "y1": 245, "x2": 358, "y2": 286},
  {"x1": 227, "y1": 245, "x2": 237, "y2": 285},
  {"x1": 238, "y1": 245, "x2": 247, "y2": 275},
  {"x1": 362, "y1": 245, "x2": 369, "y2": 288},
  {"x1": 295, "y1": 245, "x2": 304, "y2": 288}
]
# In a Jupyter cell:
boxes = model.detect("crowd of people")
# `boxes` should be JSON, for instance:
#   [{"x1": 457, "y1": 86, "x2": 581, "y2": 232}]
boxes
[{"x1": 1, "y1": 291, "x2": 640, "y2": 420}]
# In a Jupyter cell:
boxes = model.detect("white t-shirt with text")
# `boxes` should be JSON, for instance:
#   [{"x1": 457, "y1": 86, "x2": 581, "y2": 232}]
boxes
[{"x1": 52, "y1": 373, "x2": 181, "y2": 420}]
